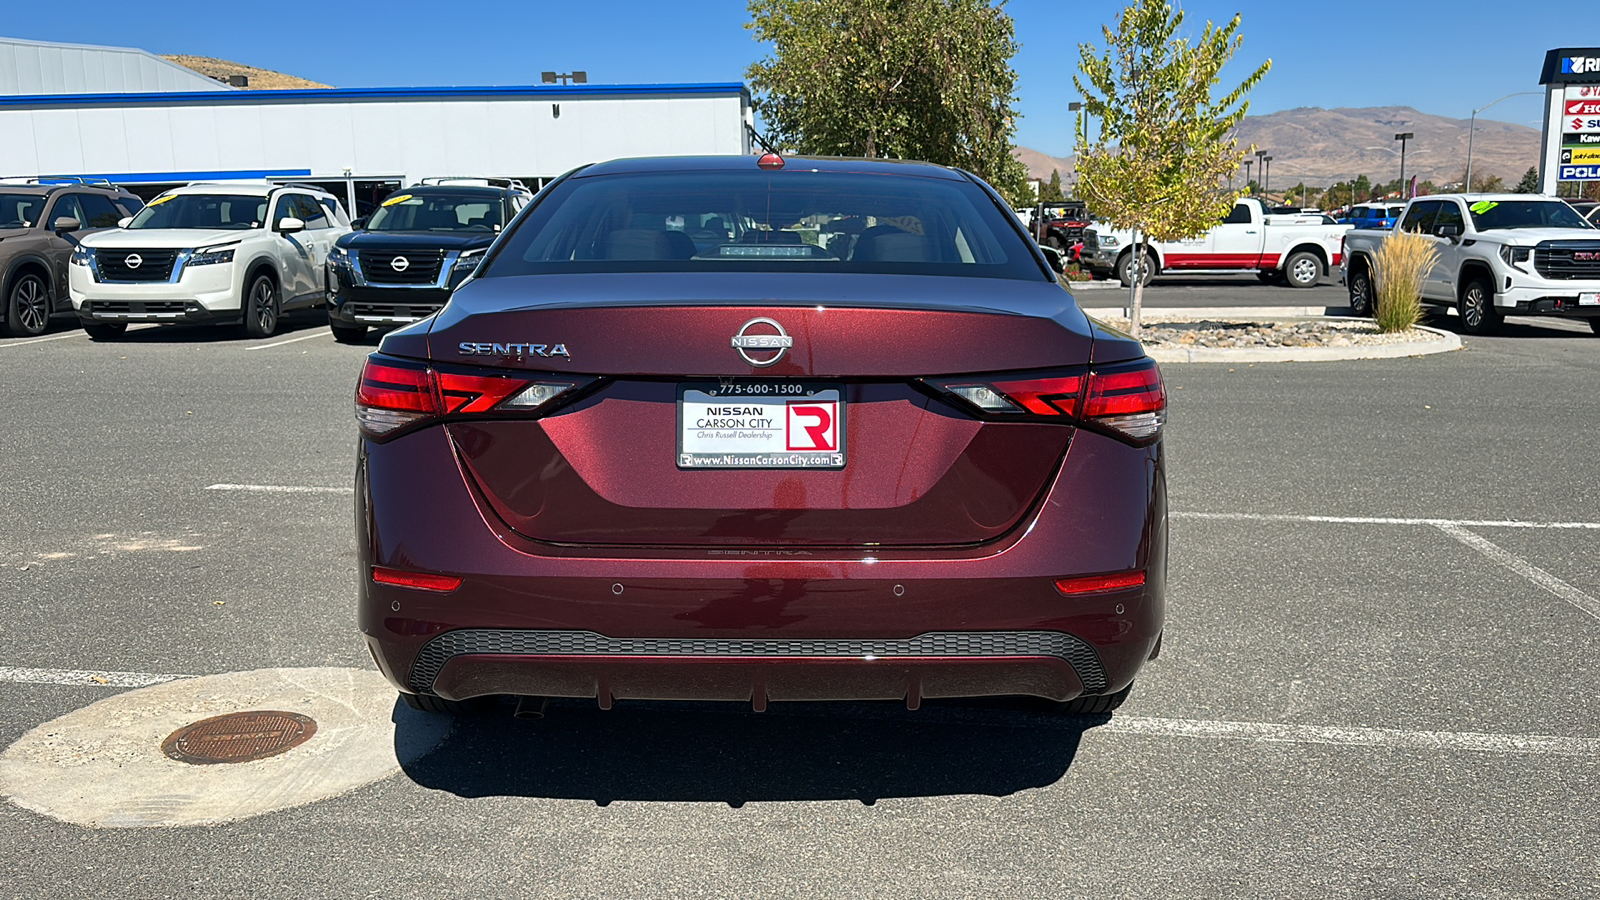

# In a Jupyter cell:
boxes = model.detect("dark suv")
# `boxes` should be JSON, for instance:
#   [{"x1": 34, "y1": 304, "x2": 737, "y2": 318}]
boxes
[
  {"x1": 0, "y1": 180, "x2": 143, "y2": 336},
  {"x1": 324, "y1": 179, "x2": 533, "y2": 343}
]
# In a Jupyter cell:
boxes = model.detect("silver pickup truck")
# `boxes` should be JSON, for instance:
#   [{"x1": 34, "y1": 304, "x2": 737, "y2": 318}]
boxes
[{"x1": 1340, "y1": 194, "x2": 1600, "y2": 335}]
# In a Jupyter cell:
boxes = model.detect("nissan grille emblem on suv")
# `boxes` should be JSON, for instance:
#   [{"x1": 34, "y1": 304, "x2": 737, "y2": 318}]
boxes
[
  {"x1": 731, "y1": 317, "x2": 793, "y2": 367},
  {"x1": 125, "y1": 253, "x2": 143, "y2": 269},
  {"x1": 391, "y1": 256, "x2": 410, "y2": 272}
]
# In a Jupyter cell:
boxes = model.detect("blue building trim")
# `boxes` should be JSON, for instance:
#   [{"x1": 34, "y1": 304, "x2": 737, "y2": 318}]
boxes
[
  {"x1": 0, "y1": 82, "x2": 750, "y2": 110},
  {"x1": 32, "y1": 168, "x2": 314, "y2": 184}
]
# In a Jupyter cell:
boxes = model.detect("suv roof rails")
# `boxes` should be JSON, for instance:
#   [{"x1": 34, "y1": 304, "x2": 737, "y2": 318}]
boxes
[
  {"x1": 416, "y1": 176, "x2": 530, "y2": 192},
  {"x1": 279, "y1": 182, "x2": 337, "y2": 194},
  {"x1": 0, "y1": 175, "x2": 117, "y2": 187}
]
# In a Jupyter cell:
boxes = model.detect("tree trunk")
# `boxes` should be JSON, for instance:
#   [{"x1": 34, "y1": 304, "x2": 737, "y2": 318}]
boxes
[{"x1": 1129, "y1": 230, "x2": 1146, "y2": 339}]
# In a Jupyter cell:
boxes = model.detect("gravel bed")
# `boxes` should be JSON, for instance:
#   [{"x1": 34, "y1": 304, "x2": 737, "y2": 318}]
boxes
[{"x1": 1092, "y1": 317, "x2": 1437, "y2": 349}]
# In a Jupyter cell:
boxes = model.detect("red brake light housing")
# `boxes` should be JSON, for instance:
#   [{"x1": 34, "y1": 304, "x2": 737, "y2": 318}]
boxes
[
  {"x1": 356, "y1": 354, "x2": 596, "y2": 440},
  {"x1": 372, "y1": 566, "x2": 463, "y2": 593},
  {"x1": 925, "y1": 358, "x2": 1165, "y2": 446}
]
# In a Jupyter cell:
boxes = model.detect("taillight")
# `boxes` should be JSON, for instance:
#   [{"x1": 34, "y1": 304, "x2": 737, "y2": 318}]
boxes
[
  {"x1": 355, "y1": 354, "x2": 594, "y2": 440},
  {"x1": 372, "y1": 566, "x2": 462, "y2": 593},
  {"x1": 926, "y1": 358, "x2": 1165, "y2": 445},
  {"x1": 1054, "y1": 570, "x2": 1145, "y2": 595}
]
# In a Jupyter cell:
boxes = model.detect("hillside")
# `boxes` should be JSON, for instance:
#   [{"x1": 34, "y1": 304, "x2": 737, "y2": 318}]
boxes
[
  {"x1": 1014, "y1": 105, "x2": 1542, "y2": 188},
  {"x1": 161, "y1": 55, "x2": 331, "y2": 90}
]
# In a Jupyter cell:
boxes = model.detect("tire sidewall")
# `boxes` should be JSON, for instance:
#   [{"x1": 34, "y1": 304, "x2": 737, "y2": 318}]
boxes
[
  {"x1": 244, "y1": 273, "x2": 279, "y2": 338},
  {"x1": 6, "y1": 272, "x2": 51, "y2": 337},
  {"x1": 1458, "y1": 279, "x2": 1499, "y2": 335},
  {"x1": 1285, "y1": 252, "x2": 1320, "y2": 288},
  {"x1": 1117, "y1": 251, "x2": 1153, "y2": 288},
  {"x1": 1349, "y1": 268, "x2": 1373, "y2": 317}
]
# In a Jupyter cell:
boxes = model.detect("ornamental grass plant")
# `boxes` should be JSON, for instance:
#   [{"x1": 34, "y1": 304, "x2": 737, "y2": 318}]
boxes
[{"x1": 1372, "y1": 229, "x2": 1436, "y2": 333}]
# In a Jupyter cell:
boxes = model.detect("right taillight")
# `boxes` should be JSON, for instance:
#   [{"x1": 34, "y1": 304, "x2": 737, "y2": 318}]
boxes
[
  {"x1": 355, "y1": 354, "x2": 594, "y2": 440},
  {"x1": 926, "y1": 358, "x2": 1166, "y2": 446}
]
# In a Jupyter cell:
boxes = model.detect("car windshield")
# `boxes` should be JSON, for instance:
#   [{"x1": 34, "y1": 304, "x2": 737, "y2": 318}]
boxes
[
  {"x1": 0, "y1": 194, "x2": 47, "y2": 228},
  {"x1": 365, "y1": 192, "x2": 503, "y2": 232},
  {"x1": 128, "y1": 194, "x2": 266, "y2": 230},
  {"x1": 1468, "y1": 200, "x2": 1594, "y2": 231},
  {"x1": 488, "y1": 169, "x2": 1038, "y2": 280}
]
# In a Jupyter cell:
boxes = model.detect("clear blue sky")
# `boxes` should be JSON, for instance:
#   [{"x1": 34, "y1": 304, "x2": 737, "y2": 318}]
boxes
[{"x1": 4, "y1": 0, "x2": 1568, "y2": 156}]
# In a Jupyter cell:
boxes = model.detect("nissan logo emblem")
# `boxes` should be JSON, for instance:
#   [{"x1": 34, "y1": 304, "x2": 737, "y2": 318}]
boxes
[
  {"x1": 124, "y1": 253, "x2": 143, "y2": 269},
  {"x1": 390, "y1": 256, "x2": 410, "y2": 272},
  {"x1": 731, "y1": 317, "x2": 793, "y2": 367}
]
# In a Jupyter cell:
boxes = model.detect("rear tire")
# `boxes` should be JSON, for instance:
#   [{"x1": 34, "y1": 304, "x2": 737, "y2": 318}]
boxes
[
  {"x1": 330, "y1": 322, "x2": 367, "y2": 344},
  {"x1": 82, "y1": 322, "x2": 127, "y2": 341},
  {"x1": 1283, "y1": 250, "x2": 1322, "y2": 288},
  {"x1": 3, "y1": 272, "x2": 51, "y2": 337},
  {"x1": 1052, "y1": 682, "x2": 1133, "y2": 716},
  {"x1": 1458, "y1": 278, "x2": 1502, "y2": 336},
  {"x1": 1347, "y1": 265, "x2": 1374, "y2": 317},
  {"x1": 400, "y1": 692, "x2": 485, "y2": 716},
  {"x1": 241, "y1": 273, "x2": 279, "y2": 339}
]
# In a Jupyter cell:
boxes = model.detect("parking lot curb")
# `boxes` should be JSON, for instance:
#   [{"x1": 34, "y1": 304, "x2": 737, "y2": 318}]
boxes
[{"x1": 1077, "y1": 309, "x2": 1462, "y2": 363}]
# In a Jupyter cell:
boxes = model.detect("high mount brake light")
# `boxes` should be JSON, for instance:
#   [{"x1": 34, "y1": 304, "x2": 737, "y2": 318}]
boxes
[
  {"x1": 926, "y1": 358, "x2": 1166, "y2": 445},
  {"x1": 355, "y1": 355, "x2": 591, "y2": 439}
]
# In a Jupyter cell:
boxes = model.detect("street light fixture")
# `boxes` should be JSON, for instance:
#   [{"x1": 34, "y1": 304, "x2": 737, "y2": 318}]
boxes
[
  {"x1": 541, "y1": 71, "x2": 588, "y2": 85},
  {"x1": 1394, "y1": 132, "x2": 1414, "y2": 198},
  {"x1": 1262, "y1": 155, "x2": 1273, "y2": 198},
  {"x1": 1068, "y1": 101, "x2": 1085, "y2": 149},
  {"x1": 1465, "y1": 92, "x2": 1540, "y2": 192},
  {"x1": 1242, "y1": 159, "x2": 1253, "y2": 192}
]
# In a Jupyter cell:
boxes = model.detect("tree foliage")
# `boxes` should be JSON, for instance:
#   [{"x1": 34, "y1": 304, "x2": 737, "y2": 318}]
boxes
[
  {"x1": 1073, "y1": 1, "x2": 1269, "y2": 333},
  {"x1": 1514, "y1": 166, "x2": 1540, "y2": 194},
  {"x1": 746, "y1": 0, "x2": 1031, "y2": 201},
  {"x1": 1040, "y1": 169, "x2": 1064, "y2": 201}
]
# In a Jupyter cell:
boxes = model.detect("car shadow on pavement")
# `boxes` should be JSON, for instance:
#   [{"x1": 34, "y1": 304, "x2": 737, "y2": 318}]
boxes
[
  {"x1": 106, "y1": 315, "x2": 331, "y2": 344},
  {"x1": 397, "y1": 698, "x2": 1102, "y2": 805}
]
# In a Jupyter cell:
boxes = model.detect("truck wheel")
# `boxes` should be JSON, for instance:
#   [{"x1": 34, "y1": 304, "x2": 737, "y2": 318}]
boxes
[
  {"x1": 1347, "y1": 266, "x2": 1374, "y2": 317},
  {"x1": 1284, "y1": 251, "x2": 1322, "y2": 288},
  {"x1": 241, "y1": 273, "x2": 280, "y2": 339},
  {"x1": 1457, "y1": 278, "x2": 1502, "y2": 336},
  {"x1": 3, "y1": 272, "x2": 51, "y2": 337},
  {"x1": 1117, "y1": 251, "x2": 1155, "y2": 288}
]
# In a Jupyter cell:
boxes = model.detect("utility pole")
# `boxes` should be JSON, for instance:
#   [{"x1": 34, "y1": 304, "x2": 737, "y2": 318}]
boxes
[
  {"x1": 1243, "y1": 159, "x2": 1253, "y2": 191},
  {"x1": 1465, "y1": 92, "x2": 1539, "y2": 192},
  {"x1": 1394, "y1": 132, "x2": 1413, "y2": 197}
]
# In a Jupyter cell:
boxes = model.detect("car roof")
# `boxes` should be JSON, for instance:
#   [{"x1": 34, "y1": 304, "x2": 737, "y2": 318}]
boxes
[
  {"x1": 400, "y1": 184, "x2": 511, "y2": 196},
  {"x1": 573, "y1": 155, "x2": 969, "y2": 181},
  {"x1": 0, "y1": 182, "x2": 132, "y2": 196}
]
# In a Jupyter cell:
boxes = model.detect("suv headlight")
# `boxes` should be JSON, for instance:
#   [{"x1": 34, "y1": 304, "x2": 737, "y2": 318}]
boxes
[
  {"x1": 70, "y1": 244, "x2": 93, "y2": 267},
  {"x1": 451, "y1": 249, "x2": 486, "y2": 283},
  {"x1": 189, "y1": 247, "x2": 235, "y2": 266},
  {"x1": 1498, "y1": 245, "x2": 1531, "y2": 271},
  {"x1": 329, "y1": 244, "x2": 350, "y2": 266}
]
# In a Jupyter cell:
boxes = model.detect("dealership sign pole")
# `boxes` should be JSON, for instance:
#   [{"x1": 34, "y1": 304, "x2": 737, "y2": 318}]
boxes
[{"x1": 1539, "y1": 48, "x2": 1600, "y2": 193}]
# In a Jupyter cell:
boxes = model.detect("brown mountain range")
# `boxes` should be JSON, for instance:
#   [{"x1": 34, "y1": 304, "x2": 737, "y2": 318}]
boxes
[
  {"x1": 162, "y1": 55, "x2": 332, "y2": 91},
  {"x1": 1015, "y1": 105, "x2": 1542, "y2": 189}
]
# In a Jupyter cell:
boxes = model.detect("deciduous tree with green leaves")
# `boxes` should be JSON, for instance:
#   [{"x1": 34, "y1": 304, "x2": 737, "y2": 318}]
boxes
[
  {"x1": 745, "y1": 0, "x2": 1031, "y2": 203},
  {"x1": 1073, "y1": 1, "x2": 1269, "y2": 335}
]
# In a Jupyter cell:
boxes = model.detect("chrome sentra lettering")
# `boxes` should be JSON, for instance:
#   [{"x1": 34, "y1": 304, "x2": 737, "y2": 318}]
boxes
[{"x1": 458, "y1": 342, "x2": 571, "y2": 358}]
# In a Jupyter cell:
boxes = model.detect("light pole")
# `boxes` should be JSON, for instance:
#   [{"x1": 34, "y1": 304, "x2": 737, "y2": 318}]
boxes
[
  {"x1": 1465, "y1": 91, "x2": 1540, "y2": 192},
  {"x1": 1243, "y1": 159, "x2": 1253, "y2": 192},
  {"x1": 1394, "y1": 132, "x2": 1414, "y2": 198},
  {"x1": 1263, "y1": 155, "x2": 1273, "y2": 199}
]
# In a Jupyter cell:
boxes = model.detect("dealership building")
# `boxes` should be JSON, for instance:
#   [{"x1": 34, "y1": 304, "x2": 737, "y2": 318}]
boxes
[{"x1": 0, "y1": 36, "x2": 753, "y2": 212}]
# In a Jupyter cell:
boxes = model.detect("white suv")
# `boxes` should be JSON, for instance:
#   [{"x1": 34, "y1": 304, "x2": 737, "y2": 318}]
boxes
[{"x1": 69, "y1": 183, "x2": 350, "y2": 340}]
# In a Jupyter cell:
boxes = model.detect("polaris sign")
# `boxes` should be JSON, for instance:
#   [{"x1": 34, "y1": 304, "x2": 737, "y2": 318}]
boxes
[{"x1": 1560, "y1": 165, "x2": 1600, "y2": 181}]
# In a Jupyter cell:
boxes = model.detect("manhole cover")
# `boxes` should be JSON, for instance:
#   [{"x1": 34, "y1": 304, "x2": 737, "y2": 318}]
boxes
[{"x1": 161, "y1": 711, "x2": 317, "y2": 765}]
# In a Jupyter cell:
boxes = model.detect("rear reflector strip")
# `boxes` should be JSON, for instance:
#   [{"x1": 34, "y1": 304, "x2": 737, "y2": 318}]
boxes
[
  {"x1": 1054, "y1": 571, "x2": 1146, "y2": 595},
  {"x1": 372, "y1": 566, "x2": 463, "y2": 593}
]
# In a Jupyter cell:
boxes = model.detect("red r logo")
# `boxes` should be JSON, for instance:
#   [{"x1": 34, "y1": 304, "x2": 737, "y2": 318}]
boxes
[{"x1": 786, "y1": 403, "x2": 837, "y2": 451}]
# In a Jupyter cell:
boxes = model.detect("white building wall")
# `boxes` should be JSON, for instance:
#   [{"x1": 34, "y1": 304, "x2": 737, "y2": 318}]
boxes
[
  {"x1": 0, "y1": 87, "x2": 751, "y2": 183},
  {"x1": 0, "y1": 37, "x2": 231, "y2": 95}
]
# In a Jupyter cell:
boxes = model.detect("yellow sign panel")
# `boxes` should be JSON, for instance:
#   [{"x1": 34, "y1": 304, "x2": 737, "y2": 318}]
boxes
[{"x1": 1565, "y1": 146, "x2": 1600, "y2": 165}]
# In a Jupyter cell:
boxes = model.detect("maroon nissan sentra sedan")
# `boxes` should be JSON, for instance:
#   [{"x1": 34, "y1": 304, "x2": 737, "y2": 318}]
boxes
[{"x1": 356, "y1": 154, "x2": 1166, "y2": 717}]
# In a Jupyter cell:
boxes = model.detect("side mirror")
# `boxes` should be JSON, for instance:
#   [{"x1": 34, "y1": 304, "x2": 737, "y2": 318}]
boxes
[
  {"x1": 1436, "y1": 223, "x2": 1461, "y2": 241},
  {"x1": 51, "y1": 216, "x2": 82, "y2": 233},
  {"x1": 117, "y1": 217, "x2": 133, "y2": 228},
  {"x1": 351, "y1": 216, "x2": 369, "y2": 230},
  {"x1": 1038, "y1": 244, "x2": 1066, "y2": 274},
  {"x1": 276, "y1": 217, "x2": 306, "y2": 235}
]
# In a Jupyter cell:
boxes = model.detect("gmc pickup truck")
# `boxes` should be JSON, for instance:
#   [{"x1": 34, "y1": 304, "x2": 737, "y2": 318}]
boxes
[
  {"x1": 1340, "y1": 194, "x2": 1600, "y2": 335},
  {"x1": 1080, "y1": 197, "x2": 1350, "y2": 288}
]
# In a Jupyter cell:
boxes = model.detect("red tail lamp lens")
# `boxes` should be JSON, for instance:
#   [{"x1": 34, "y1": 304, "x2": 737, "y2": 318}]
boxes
[
  {"x1": 358, "y1": 361, "x2": 437, "y2": 414},
  {"x1": 372, "y1": 566, "x2": 462, "y2": 593},
  {"x1": 1084, "y1": 363, "x2": 1166, "y2": 418},
  {"x1": 355, "y1": 355, "x2": 593, "y2": 439},
  {"x1": 1054, "y1": 571, "x2": 1145, "y2": 595},
  {"x1": 926, "y1": 359, "x2": 1165, "y2": 445},
  {"x1": 989, "y1": 373, "x2": 1086, "y2": 416},
  {"x1": 434, "y1": 371, "x2": 533, "y2": 414}
]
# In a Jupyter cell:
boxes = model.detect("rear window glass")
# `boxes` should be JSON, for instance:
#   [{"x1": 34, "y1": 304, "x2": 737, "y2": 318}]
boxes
[
  {"x1": 486, "y1": 169, "x2": 1040, "y2": 280},
  {"x1": 128, "y1": 194, "x2": 266, "y2": 230}
]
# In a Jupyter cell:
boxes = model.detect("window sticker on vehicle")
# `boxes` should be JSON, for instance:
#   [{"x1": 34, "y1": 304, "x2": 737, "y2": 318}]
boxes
[
  {"x1": 1470, "y1": 201, "x2": 1499, "y2": 214},
  {"x1": 147, "y1": 195, "x2": 173, "y2": 206},
  {"x1": 381, "y1": 194, "x2": 415, "y2": 207}
]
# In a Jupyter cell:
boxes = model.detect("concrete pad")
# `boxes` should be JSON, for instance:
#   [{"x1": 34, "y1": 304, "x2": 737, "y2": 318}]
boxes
[{"x1": 0, "y1": 667, "x2": 449, "y2": 828}]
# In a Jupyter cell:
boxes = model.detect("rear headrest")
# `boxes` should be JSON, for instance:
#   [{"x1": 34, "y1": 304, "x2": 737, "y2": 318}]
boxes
[{"x1": 603, "y1": 229, "x2": 698, "y2": 260}]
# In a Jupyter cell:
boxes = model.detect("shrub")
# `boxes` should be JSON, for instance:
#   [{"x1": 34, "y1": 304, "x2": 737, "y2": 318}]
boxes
[
  {"x1": 1061, "y1": 263, "x2": 1095, "y2": 282},
  {"x1": 1372, "y1": 230, "x2": 1436, "y2": 333}
]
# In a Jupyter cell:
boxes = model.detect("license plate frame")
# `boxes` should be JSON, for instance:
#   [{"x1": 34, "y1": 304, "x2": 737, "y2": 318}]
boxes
[
  {"x1": 1579, "y1": 291, "x2": 1600, "y2": 307},
  {"x1": 677, "y1": 381, "x2": 846, "y2": 470}
]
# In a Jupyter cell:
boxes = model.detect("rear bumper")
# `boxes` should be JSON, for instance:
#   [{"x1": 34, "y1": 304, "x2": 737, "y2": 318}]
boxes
[{"x1": 357, "y1": 424, "x2": 1167, "y2": 706}]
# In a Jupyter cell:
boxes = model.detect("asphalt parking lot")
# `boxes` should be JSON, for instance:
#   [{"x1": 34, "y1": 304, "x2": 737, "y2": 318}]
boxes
[{"x1": 1, "y1": 288, "x2": 1597, "y2": 899}]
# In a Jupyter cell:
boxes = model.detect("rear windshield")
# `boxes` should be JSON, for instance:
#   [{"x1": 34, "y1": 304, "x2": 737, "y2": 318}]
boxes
[
  {"x1": 0, "y1": 194, "x2": 46, "y2": 228},
  {"x1": 1468, "y1": 200, "x2": 1594, "y2": 231},
  {"x1": 365, "y1": 191, "x2": 503, "y2": 232},
  {"x1": 486, "y1": 169, "x2": 1041, "y2": 280},
  {"x1": 128, "y1": 194, "x2": 266, "y2": 230}
]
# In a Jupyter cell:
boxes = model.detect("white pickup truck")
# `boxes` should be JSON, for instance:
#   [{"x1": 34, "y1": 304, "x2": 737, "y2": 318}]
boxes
[
  {"x1": 1079, "y1": 197, "x2": 1350, "y2": 288},
  {"x1": 1340, "y1": 194, "x2": 1600, "y2": 335}
]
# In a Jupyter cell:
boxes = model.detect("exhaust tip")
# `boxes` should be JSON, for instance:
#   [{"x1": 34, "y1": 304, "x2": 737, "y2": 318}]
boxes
[{"x1": 513, "y1": 696, "x2": 549, "y2": 720}]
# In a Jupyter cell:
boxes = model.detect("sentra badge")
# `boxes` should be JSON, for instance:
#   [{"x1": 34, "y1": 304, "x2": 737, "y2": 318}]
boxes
[{"x1": 458, "y1": 342, "x2": 570, "y2": 359}]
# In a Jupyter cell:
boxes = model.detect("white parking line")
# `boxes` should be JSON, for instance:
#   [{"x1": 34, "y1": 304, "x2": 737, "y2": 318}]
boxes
[
  {"x1": 1175, "y1": 511, "x2": 1600, "y2": 530},
  {"x1": 244, "y1": 331, "x2": 329, "y2": 351},
  {"x1": 205, "y1": 483, "x2": 347, "y2": 494},
  {"x1": 1436, "y1": 523, "x2": 1600, "y2": 621},
  {"x1": 0, "y1": 332, "x2": 84, "y2": 349},
  {"x1": 0, "y1": 665, "x2": 188, "y2": 688}
]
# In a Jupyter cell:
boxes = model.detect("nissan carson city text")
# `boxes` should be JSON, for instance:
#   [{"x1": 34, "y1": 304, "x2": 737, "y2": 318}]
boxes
[{"x1": 355, "y1": 154, "x2": 1168, "y2": 719}]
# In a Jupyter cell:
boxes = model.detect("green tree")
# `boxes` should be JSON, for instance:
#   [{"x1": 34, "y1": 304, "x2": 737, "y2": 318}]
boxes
[
  {"x1": 746, "y1": 0, "x2": 1031, "y2": 202},
  {"x1": 1514, "y1": 166, "x2": 1540, "y2": 193},
  {"x1": 1040, "y1": 169, "x2": 1064, "y2": 201},
  {"x1": 1073, "y1": 0, "x2": 1269, "y2": 334}
]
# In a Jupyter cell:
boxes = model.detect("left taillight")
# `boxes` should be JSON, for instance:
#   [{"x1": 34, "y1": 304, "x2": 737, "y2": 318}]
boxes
[
  {"x1": 926, "y1": 357, "x2": 1166, "y2": 446},
  {"x1": 356, "y1": 354, "x2": 593, "y2": 440}
]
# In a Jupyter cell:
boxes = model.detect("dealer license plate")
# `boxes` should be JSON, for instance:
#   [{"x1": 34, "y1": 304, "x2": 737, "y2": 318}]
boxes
[
  {"x1": 677, "y1": 382, "x2": 846, "y2": 469},
  {"x1": 1580, "y1": 292, "x2": 1599, "y2": 306}
]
